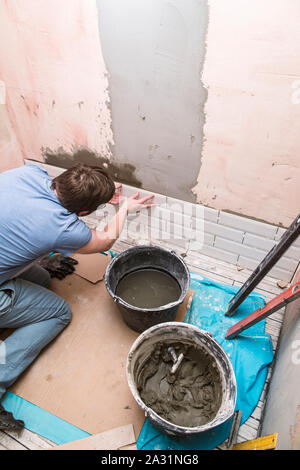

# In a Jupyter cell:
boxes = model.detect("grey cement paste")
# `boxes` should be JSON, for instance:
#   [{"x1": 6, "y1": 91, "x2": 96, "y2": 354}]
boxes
[
  {"x1": 137, "y1": 342, "x2": 223, "y2": 427},
  {"x1": 115, "y1": 269, "x2": 181, "y2": 309}
]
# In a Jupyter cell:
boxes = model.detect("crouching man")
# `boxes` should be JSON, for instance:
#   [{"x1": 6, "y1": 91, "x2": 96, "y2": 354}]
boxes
[{"x1": 0, "y1": 162, "x2": 153, "y2": 431}]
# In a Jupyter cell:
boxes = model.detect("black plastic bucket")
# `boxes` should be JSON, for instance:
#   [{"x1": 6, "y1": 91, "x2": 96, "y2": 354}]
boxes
[
  {"x1": 104, "y1": 245, "x2": 190, "y2": 333},
  {"x1": 127, "y1": 322, "x2": 237, "y2": 437}
]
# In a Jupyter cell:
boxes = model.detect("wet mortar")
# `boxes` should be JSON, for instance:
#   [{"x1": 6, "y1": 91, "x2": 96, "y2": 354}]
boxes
[
  {"x1": 137, "y1": 341, "x2": 223, "y2": 428},
  {"x1": 42, "y1": 147, "x2": 142, "y2": 188}
]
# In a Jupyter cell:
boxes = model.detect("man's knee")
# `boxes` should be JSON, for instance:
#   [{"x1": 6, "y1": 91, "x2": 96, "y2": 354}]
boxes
[{"x1": 57, "y1": 299, "x2": 72, "y2": 326}]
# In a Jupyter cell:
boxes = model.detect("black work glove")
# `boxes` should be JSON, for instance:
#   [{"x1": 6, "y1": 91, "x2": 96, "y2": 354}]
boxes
[
  {"x1": 39, "y1": 254, "x2": 78, "y2": 280},
  {"x1": 0, "y1": 404, "x2": 25, "y2": 431}
]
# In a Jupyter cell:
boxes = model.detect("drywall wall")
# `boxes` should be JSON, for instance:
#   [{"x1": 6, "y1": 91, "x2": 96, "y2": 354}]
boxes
[
  {"x1": 193, "y1": 0, "x2": 300, "y2": 227},
  {"x1": 0, "y1": 0, "x2": 113, "y2": 172},
  {"x1": 96, "y1": 0, "x2": 208, "y2": 201}
]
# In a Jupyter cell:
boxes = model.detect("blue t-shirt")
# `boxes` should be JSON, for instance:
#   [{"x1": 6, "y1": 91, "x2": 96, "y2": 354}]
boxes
[{"x1": 0, "y1": 164, "x2": 92, "y2": 285}]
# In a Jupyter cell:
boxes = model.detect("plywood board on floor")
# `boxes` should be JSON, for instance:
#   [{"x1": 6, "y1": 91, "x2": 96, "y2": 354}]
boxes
[
  {"x1": 50, "y1": 424, "x2": 135, "y2": 450},
  {"x1": 71, "y1": 252, "x2": 112, "y2": 284},
  {"x1": 8, "y1": 269, "x2": 191, "y2": 440}
]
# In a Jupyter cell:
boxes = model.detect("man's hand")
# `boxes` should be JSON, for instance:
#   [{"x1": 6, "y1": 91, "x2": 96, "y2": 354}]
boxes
[
  {"x1": 39, "y1": 254, "x2": 78, "y2": 280},
  {"x1": 124, "y1": 192, "x2": 155, "y2": 214},
  {"x1": 109, "y1": 183, "x2": 125, "y2": 205},
  {"x1": 75, "y1": 192, "x2": 155, "y2": 255}
]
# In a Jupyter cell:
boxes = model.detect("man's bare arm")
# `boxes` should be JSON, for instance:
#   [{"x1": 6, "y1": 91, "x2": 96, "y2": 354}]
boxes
[{"x1": 75, "y1": 193, "x2": 154, "y2": 255}]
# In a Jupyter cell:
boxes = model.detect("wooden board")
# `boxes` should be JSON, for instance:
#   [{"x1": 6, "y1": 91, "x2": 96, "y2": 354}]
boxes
[
  {"x1": 175, "y1": 289, "x2": 194, "y2": 322},
  {"x1": 9, "y1": 271, "x2": 192, "y2": 438},
  {"x1": 50, "y1": 424, "x2": 135, "y2": 451}
]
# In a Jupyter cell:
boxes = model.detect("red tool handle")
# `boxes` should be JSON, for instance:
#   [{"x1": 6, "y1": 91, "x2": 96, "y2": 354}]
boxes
[{"x1": 226, "y1": 282, "x2": 300, "y2": 340}]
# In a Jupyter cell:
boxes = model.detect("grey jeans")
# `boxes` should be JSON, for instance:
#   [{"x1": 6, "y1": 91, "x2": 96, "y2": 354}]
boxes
[{"x1": 0, "y1": 264, "x2": 71, "y2": 400}]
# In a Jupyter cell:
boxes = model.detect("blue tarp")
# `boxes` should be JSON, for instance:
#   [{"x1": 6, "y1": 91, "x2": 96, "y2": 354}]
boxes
[
  {"x1": 2, "y1": 392, "x2": 90, "y2": 445},
  {"x1": 137, "y1": 273, "x2": 273, "y2": 450},
  {"x1": 2, "y1": 271, "x2": 273, "y2": 448}
]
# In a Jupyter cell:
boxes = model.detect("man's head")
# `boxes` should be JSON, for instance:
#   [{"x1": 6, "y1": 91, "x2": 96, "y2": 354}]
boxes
[{"x1": 51, "y1": 163, "x2": 115, "y2": 215}]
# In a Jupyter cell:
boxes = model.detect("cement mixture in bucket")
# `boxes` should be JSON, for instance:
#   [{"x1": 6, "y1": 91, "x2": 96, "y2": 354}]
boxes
[
  {"x1": 137, "y1": 342, "x2": 223, "y2": 428},
  {"x1": 115, "y1": 268, "x2": 182, "y2": 309}
]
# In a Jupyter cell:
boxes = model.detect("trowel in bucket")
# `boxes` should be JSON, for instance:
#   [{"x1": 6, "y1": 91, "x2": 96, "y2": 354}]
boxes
[{"x1": 168, "y1": 347, "x2": 184, "y2": 374}]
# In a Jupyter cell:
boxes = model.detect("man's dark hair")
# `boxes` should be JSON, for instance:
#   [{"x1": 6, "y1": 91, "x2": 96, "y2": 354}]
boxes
[{"x1": 51, "y1": 163, "x2": 115, "y2": 214}]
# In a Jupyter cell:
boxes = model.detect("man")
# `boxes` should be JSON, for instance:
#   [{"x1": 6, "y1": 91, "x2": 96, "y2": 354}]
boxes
[{"x1": 0, "y1": 162, "x2": 154, "y2": 431}]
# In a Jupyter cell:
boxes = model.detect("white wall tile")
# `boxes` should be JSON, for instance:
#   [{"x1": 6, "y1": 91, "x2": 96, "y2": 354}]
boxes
[
  {"x1": 188, "y1": 244, "x2": 239, "y2": 264},
  {"x1": 219, "y1": 212, "x2": 278, "y2": 238},
  {"x1": 190, "y1": 207, "x2": 219, "y2": 225},
  {"x1": 24, "y1": 159, "x2": 43, "y2": 168},
  {"x1": 119, "y1": 183, "x2": 167, "y2": 206},
  {"x1": 243, "y1": 233, "x2": 276, "y2": 251},
  {"x1": 203, "y1": 206, "x2": 219, "y2": 223},
  {"x1": 166, "y1": 197, "x2": 218, "y2": 223},
  {"x1": 215, "y1": 237, "x2": 267, "y2": 261},
  {"x1": 275, "y1": 256, "x2": 299, "y2": 271},
  {"x1": 284, "y1": 245, "x2": 300, "y2": 260},
  {"x1": 293, "y1": 237, "x2": 300, "y2": 248},
  {"x1": 189, "y1": 232, "x2": 214, "y2": 250},
  {"x1": 217, "y1": 238, "x2": 297, "y2": 273},
  {"x1": 165, "y1": 196, "x2": 195, "y2": 212},
  {"x1": 42, "y1": 163, "x2": 65, "y2": 178},
  {"x1": 238, "y1": 256, "x2": 295, "y2": 282},
  {"x1": 205, "y1": 220, "x2": 244, "y2": 243},
  {"x1": 150, "y1": 206, "x2": 193, "y2": 228},
  {"x1": 241, "y1": 234, "x2": 299, "y2": 270},
  {"x1": 268, "y1": 265, "x2": 295, "y2": 282}
]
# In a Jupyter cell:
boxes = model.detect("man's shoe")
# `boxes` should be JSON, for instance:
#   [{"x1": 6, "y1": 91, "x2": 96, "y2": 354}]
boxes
[{"x1": 0, "y1": 404, "x2": 25, "y2": 432}]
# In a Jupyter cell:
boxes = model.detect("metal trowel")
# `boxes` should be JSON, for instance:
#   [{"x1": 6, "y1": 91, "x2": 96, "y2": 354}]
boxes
[{"x1": 168, "y1": 346, "x2": 184, "y2": 374}]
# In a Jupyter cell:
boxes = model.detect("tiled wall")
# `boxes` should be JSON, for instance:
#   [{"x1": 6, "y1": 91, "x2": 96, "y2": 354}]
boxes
[{"x1": 26, "y1": 160, "x2": 300, "y2": 282}]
